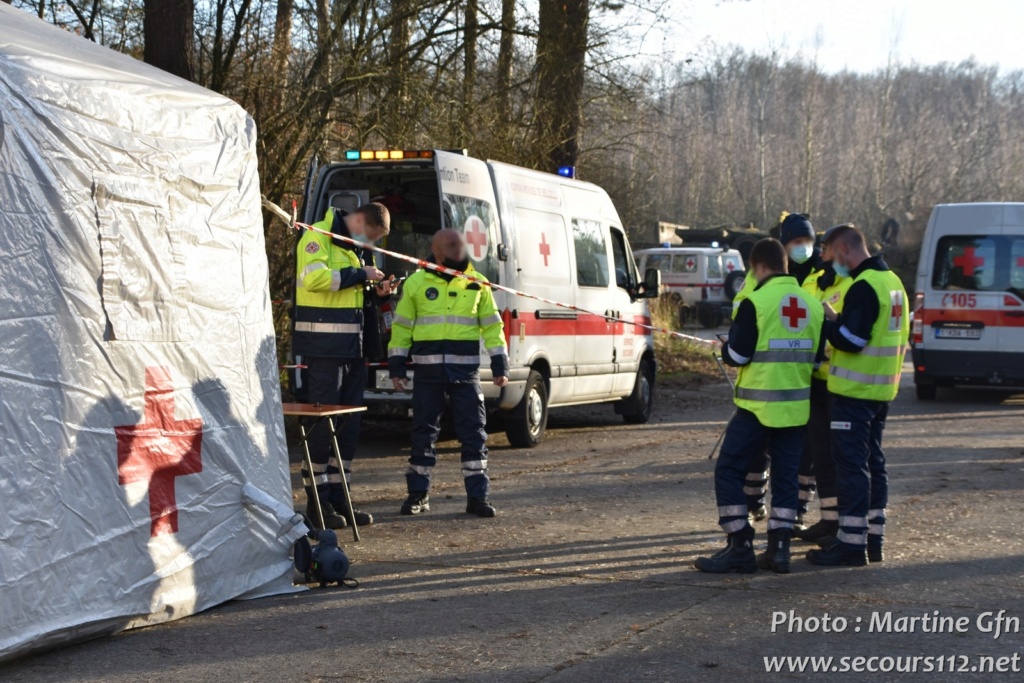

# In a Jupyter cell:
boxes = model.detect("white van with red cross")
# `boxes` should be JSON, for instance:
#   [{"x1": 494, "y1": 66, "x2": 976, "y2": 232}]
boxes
[
  {"x1": 911, "y1": 202, "x2": 1024, "y2": 399},
  {"x1": 298, "y1": 149, "x2": 661, "y2": 446}
]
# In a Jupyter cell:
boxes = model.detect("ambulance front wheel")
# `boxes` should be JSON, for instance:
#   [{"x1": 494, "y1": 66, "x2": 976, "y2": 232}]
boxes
[
  {"x1": 622, "y1": 359, "x2": 655, "y2": 425},
  {"x1": 505, "y1": 370, "x2": 548, "y2": 448}
]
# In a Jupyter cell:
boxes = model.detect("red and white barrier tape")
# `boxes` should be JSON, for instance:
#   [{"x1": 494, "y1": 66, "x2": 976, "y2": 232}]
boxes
[{"x1": 262, "y1": 197, "x2": 718, "y2": 346}]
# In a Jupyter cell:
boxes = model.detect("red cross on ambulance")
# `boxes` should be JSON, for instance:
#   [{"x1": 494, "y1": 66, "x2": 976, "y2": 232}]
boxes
[
  {"x1": 539, "y1": 233, "x2": 551, "y2": 266},
  {"x1": 464, "y1": 215, "x2": 487, "y2": 260},
  {"x1": 953, "y1": 246, "x2": 985, "y2": 276}
]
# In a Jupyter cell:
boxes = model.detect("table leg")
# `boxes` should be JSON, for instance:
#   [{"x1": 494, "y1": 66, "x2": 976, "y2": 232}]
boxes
[
  {"x1": 327, "y1": 416, "x2": 361, "y2": 542},
  {"x1": 299, "y1": 420, "x2": 326, "y2": 530}
]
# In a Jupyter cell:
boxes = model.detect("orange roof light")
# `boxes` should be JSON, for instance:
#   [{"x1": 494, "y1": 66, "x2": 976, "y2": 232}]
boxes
[{"x1": 343, "y1": 149, "x2": 435, "y2": 162}]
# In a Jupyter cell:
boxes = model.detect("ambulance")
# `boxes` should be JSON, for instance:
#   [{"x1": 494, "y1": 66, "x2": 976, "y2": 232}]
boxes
[
  {"x1": 911, "y1": 202, "x2": 1024, "y2": 399},
  {"x1": 296, "y1": 149, "x2": 661, "y2": 446}
]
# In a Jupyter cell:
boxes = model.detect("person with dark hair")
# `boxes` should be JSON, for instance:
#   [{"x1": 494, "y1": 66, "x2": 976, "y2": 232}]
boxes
[
  {"x1": 741, "y1": 212, "x2": 822, "y2": 524},
  {"x1": 293, "y1": 202, "x2": 394, "y2": 529},
  {"x1": 793, "y1": 225, "x2": 853, "y2": 543},
  {"x1": 695, "y1": 238, "x2": 824, "y2": 574},
  {"x1": 807, "y1": 225, "x2": 909, "y2": 567}
]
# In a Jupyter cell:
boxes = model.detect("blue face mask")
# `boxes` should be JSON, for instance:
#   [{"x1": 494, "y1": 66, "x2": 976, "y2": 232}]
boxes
[
  {"x1": 833, "y1": 260, "x2": 850, "y2": 278},
  {"x1": 788, "y1": 243, "x2": 813, "y2": 265}
]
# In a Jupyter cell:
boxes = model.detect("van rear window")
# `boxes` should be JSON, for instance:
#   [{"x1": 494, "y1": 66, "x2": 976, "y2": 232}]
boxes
[{"x1": 932, "y1": 235, "x2": 1022, "y2": 295}]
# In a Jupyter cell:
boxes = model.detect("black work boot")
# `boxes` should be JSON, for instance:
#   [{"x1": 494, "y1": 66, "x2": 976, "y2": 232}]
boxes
[
  {"x1": 868, "y1": 536, "x2": 884, "y2": 563},
  {"x1": 757, "y1": 529, "x2": 792, "y2": 574},
  {"x1": 400, "y1": 492, "x2": 430, "y2": 516},
  {"x1": 466, "y1": 497, "x2": 496, "y2": 518},
  {"x1": 694, "y1": 527, "x2": 757, "y2": 573},
  {"x1": 306, "y1": 500, "x2": 347, "y2": 529},
  {"x1": 748, "y1": 504, "x2": 767, "y2": 523},
  {"x1": 342, "y1": 507, "x2": 374, "y2": 527},
  {"x1": 806, "y1": 539, "x2": 867, "y2": 567},
  {"x1": 793, "y1": 519, "x2": 838, "y2": 543}
]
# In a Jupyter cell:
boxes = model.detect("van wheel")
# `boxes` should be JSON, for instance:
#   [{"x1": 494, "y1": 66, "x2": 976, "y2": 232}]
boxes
[
  {"x1": 724, "y1": 270, "x2": 746, "y2": 301},
  {"x1": 623, "y1": 359, "x2": 655, "y2": 425},
  {"x1": 915, "y1": 382, "x2": 937, "y2": 400},
  {"x1": 698, "y1": 309, "x2": 723, "y2": 329},
  {"x1": 505, "y1": 370, "x2": 548, "y2": 448}
]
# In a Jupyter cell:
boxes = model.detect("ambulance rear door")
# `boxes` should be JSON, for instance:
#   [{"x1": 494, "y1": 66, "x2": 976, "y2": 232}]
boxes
[
  {"x1": 433, "y1": 151, "x2": 504, "y2": 382},
  {"x1": 998, "y1": 210, "x2": 1024, "y2": 355}
]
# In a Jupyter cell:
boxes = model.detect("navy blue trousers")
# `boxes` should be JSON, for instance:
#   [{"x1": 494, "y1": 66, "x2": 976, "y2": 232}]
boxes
[
  {"x1": 805, "y1": 378, "x2": 837, "y2": 520},
  {"x1": 408, "y1": 379, "x2": 489, "y2": 498},
  {"x1": 830, "y1": 395, "x2": 889, "y2": 548},
  {"x1": 300, "y1": 357, "x2": 366, "y2": 510},
  {"x1": 716, "y1": 409, "x2": 804, "y2": 534}
]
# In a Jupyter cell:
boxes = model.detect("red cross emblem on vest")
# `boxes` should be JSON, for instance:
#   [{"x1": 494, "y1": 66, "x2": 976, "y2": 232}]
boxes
[
  {"x1": 889, "y1": 290, "x2": 905, "y2": 331},
  {"x1": 779, "y1": 295, "x2": 809, "y2": 332},
  {"x1": 116, "y1": 367, "x2": 203, "y2": 537}
]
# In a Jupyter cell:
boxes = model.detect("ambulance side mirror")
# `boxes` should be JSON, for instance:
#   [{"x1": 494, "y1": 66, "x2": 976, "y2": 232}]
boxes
[{"x1": 641, "y1": 268, "x2": 661, "y2": 299}]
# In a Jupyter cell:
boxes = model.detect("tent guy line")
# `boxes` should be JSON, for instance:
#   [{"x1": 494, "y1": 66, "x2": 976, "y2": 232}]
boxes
[{"x1": 261, "y1": 197, "x2": 717, "y2": 347}]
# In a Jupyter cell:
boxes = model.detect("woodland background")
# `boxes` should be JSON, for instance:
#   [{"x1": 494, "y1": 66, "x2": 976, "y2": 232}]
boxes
[{"x1": 10, "y1": 0, "x2": 1024, "y2": 319}]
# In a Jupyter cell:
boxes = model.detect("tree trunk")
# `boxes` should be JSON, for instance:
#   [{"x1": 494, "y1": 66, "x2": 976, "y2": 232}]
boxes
[
  {"x1": 143, "y1": 0, "x2": 196, "y2": 82},
  {"x1": 496, "y1": 0, "x2": 515, "y2": 123},
  {"x1": 463, "y1": 0, "x2": 478, "y2": 130},
  {"x1": 267, "y1": 0, "x2": 294, "y2": 110},
  {"x1": 535, "y1": 0, "x2": 589, "y2": 170}
]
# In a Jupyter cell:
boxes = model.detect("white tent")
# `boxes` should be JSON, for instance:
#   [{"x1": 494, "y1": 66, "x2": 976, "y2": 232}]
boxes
[{"x1": 0, "y1": 6, "x2": 304, "y2": 661}]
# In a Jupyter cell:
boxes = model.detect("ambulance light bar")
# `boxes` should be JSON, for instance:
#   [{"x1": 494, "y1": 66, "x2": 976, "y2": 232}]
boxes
[{"x1": 343, "y1": 149, "x2": 435, "y2": 161}]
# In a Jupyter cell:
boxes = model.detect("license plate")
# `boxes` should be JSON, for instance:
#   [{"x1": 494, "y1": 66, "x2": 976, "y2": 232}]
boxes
[
  {"x1": 935, "y1": 328, "x2": 982, "y2": 339},
  {"x1": 375, "y1": 369, "x2": 414, "y2": 389}
]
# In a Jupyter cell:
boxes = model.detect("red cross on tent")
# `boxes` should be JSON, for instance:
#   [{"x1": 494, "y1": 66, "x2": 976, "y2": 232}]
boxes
[
  {"x1": 539, "y1": 233, "x2": 551, "y2": 267},
  {"x1": 116, "y1": 367, "x2": 203, "y2": 537},
  {"x1": 953, "y1": 247, "x2": 985, "y2": 276},
  {"x1": 464, "y1": 215, "x2": 487, "y2": 260},
  {"x1": 780, "y1": 296, "x2": 808, "y2": 330}
]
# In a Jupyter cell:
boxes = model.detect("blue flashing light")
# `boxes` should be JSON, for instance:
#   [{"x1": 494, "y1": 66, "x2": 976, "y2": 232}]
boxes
[
  {"x1": 344, "y1": 149, "x2": 360, "y2": 160},
  {"x1": 556, "y1": 165, "x2": 576, "y2": 179}
]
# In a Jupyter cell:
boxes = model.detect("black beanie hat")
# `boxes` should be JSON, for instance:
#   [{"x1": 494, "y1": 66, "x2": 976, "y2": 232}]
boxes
[{"x1": 780, "y1": 213, "x2": 815, "y2": 245}]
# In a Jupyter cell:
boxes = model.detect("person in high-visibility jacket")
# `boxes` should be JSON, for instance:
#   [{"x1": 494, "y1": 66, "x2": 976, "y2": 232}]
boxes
[
  {"x1": 388, "y1": 229, "x2": 509, "y2": 518},
  {"x1": 793, "y1": 225, "x2": 853, "y2": 543},
  {"x1": 294, "y1": 203, "x2": 394, "y2": 529},
  {"x1": 695, "y1": 238, "x2": 824, "y2": 574},
  {"x1": 733, "y1": 213, "x2": 821, "y2": 524},
  {"x1": 807, "y1": 225, "x2": 910, "y2": 567}
]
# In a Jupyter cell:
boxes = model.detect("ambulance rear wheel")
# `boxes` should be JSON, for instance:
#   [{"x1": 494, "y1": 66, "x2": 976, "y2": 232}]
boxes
[
  {"x1": 698, "y1": 309, "x2": 723, "y2": 329},
  {"x1": 915, "y1": 382, "x2": 937, "y2": 400},
  {"x1": 505, "y1": 370, "x2": 548, "y2": 448},
  {"x1": 623, "y1": 359, "x2": 655, "y2": 425}
]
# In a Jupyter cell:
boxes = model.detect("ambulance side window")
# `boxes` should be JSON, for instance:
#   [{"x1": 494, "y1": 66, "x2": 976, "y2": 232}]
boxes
[
  {"x1": 1012, "y1": 239, "x2": 1024, "y2": 292},
  {"x1": 933, "y1": 236, "x2": 997, "y2": 291},
  {"x1": 707, "y1": 254, "x2": 723, "y2": 279},
  {"x1": 609, "y1": 227, "x2": 632, "y2": 290},
  {"x1": 572, "y1": 218, "x2": 609, "y2": 288},
  {"x1": 443, "y1": 193, "x2": 499, "y2": 282}
]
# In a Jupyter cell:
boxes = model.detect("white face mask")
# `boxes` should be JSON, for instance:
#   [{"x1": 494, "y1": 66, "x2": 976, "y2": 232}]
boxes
[{"x1": 789, "y1": 243, "x2": 813, "y2": 265}]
